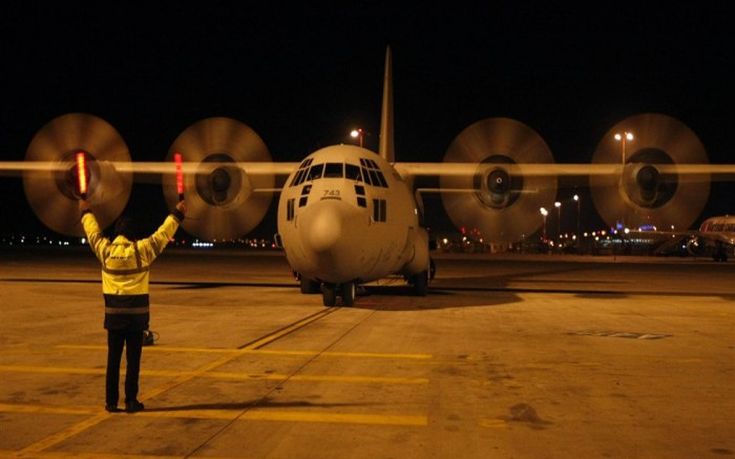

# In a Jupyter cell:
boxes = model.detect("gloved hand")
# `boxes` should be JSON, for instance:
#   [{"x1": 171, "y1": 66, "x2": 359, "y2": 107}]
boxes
[
  {"x1": 79, "y1": 199, "x2": 90, "y2": 213},
  {"x1": 176, "y1": 200, "x2": 187, "y2": 215}
]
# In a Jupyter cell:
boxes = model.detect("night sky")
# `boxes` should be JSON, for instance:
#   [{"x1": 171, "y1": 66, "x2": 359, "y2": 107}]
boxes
[{"x1": 1, "y1": 2, "x2": 733, "y2": 238}]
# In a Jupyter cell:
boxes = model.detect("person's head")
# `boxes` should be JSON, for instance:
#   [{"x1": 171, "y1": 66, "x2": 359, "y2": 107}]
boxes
[{"x1": 114, "y1": 216, "x2": 137, "y2": 240}]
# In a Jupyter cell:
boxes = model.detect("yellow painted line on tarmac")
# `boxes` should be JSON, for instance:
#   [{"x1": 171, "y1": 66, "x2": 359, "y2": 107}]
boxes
[
  {"x1": 271, "y1": 374, "x2": 427, "y2": 384},
  {"x1": 56, "y1": 344, "x2": 433, "y2": 360},
  {"x1": 135, "y1": 409, "x2": 427, "y2": 426},
  {"x1": 0, "y1": 403, "x2": 97, "y2": 416},
  {"x1": 18, "y1": 412, "x2": 112, "y2": 454},
  {"x1": 255, "y1": 349, "x2": 434, "y2": 360},
  {"x1": 0, "y1": 365, "x2": 427, "y2": 385},
  {"x1": 238, "y1": 410, "x2": 427, "y2": 426},
  {"x1": 1, "y1": 451, "x2": 187, "y2": 459},
  {"x1": 0, "y1": 365, "x2": 103, "y2": 376},
  {"x1": 479, "y1": 418, "x2": 508, "y2": 429},
  {"x1": 0, "y1": 402, "x2": 427, "y2": 427},
  {"x1": 1, "y1": 451, "x2": 258, "y2": 459}
]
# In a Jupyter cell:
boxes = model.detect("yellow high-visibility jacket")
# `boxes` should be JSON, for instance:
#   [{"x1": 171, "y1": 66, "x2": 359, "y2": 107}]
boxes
[{"x1": 81, "y1": 210, "x2": 182, "y2": 330}]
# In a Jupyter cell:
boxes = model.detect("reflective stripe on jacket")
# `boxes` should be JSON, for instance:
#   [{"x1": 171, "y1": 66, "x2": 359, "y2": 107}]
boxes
[{"x1": 81, "y1": 211, "x2": 182, "y2": 330}]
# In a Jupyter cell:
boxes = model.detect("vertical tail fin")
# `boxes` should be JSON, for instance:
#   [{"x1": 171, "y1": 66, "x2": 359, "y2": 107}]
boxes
[{"x1": 379, "y1": 46, "x2": 395, "y2": 163}]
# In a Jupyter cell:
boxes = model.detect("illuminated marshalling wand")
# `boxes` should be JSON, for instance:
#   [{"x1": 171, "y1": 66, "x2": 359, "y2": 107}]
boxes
[
  {"x1": 75, "y1": 152, "x2": 87, "y2": 200},
  {"x1": 174, "y1": 152, "x2": 185, "y2": 201}
]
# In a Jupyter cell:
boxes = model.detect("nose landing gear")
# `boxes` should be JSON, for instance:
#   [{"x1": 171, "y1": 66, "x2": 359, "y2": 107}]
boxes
[{"x1": 322, "y1": 282, "x2": 356, "y2": 307}]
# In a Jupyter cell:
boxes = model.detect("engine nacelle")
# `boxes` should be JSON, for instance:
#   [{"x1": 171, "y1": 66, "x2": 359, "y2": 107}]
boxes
[
  {"x1": 23, "y1": 113, "x2": 132, "y2": 236},
  {"x1": 685, "y1": 236, "x2": 707, "y2": 257},
  {"x1": 163, "y1": 117, "x2": 273, "y2": 241},
  {"x1": 440, "y1": 118, "x2": 557, "y2": 243},
  {"x1": 591, "y1": 113, "x2": 709, "y2": 231}
]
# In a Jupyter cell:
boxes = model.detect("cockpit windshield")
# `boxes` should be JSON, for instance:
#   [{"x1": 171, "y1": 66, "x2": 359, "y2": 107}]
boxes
[
  {"x1": 308, "y1": 163, "x2": 324, "y2": 181},
  {"x1": 324, "y1": 163, "x2": 344, "y2": 178},
  {"x1": 290, "y1": 159, "x2": 387, "y2": 187}
]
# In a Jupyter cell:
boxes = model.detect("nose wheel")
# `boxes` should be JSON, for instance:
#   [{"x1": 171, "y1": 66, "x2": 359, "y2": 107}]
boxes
[{"x1": 322, "y1": 282, "x2": 356, "y2": 307}]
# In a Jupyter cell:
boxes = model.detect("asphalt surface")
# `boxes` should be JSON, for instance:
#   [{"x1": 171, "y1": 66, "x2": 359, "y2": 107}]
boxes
[{"x1": 0, "y1": 248, "x2": 733, "y2": 458}]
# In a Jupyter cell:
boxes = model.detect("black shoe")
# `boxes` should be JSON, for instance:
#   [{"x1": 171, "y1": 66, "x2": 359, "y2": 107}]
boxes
[
  {"x1": 125, "y1": 400, "x2": 145, "y2": 413},
  {"x1": 105, "y1": 404, "x2": 120, "y2": 413}
]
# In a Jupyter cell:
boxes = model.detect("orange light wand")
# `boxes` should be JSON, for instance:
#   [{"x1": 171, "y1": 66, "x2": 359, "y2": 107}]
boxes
[
  {"x1": 174, "y1": 152, "x2": 184, "y2": 201},
  {"x1": 76, "y1": 152, "x2": 87, "y2": 199}
]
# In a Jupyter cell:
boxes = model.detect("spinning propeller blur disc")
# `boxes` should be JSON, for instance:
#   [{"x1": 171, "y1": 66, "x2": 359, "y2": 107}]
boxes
[
  {"x1": 590, "y1": 113, "x2": 708, "y2": 230},
  {"x1": 163, "y1": 117, "x2": 274, "y2": 241},
  {"x1": 441, "y1": 118, "x2": 557, "y2": 242},
  {"x1": 23, "y1": 113, "x2": 131, "y2": 236}
]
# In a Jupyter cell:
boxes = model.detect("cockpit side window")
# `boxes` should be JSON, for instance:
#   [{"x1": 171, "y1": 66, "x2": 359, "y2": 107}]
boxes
[
  {"x1": 361, "y1": 167, "x2": 373, "y2": 185},
  {"x1": 290, "y1": 158, "x2": 314, "y2": 187},
  {"x1": 359, "y1": 157, "x2": 388, "y2": 188},
  {"x1": 345, "y1": 164, "x2": 362, "y2": 181}
]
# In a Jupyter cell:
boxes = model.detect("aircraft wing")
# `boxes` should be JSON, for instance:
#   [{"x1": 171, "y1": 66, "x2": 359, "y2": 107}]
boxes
[
  {"x1": 394, "y1": 162, "x2": 735, "y2": 179},
  {"x1": 0, "y1": 161, "x2": 297, "y2": 175},
  {"x1": 112, "y1": 161, "x2": 299, "y2": 176}
]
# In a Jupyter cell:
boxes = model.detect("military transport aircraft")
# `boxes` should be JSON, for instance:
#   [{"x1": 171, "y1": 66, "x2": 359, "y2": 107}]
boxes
[{"x1": 3, "y1": 48, "x2": 735, "y2": 306}]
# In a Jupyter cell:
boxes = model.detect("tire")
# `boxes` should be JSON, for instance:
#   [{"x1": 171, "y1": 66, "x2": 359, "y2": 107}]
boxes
[
  {"x1": 342, "y1": 282, "x2": 356, "y2": 306},
  {"x1": 413, "y1": 271, "x2": 428, "y2": 296},
  {"x1": 322, "y1": 285, "x2": 337, "y2": 307}
]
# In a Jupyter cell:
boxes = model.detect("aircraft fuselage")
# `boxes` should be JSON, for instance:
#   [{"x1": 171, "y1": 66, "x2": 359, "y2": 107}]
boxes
[{"x1": 277, "y1": 145, "x2": 429, "y2": 286}]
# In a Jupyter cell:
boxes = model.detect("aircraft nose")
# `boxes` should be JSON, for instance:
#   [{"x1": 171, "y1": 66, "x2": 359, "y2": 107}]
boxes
[{"x1": 301, "y1": 203, "x2": 343, "y2": 253}]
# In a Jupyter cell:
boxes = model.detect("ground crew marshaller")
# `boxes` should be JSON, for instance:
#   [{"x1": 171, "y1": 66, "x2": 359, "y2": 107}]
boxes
[{"x1": 79, "y1": 199, "x2": 186, "y2": 413}]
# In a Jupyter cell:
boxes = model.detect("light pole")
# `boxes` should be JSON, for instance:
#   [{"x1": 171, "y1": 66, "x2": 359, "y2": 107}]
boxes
[
  {"x1": 573, "y1": 194, "x2": 580, "y2": 244},
  {"x1": 539, "y1": 207, "x2": 548, "y2": 245},
  {"x1": 350, "y1": 128, "x2": 365, "y2": 148},
  {"x1": 614, "y1": 131, "x2": 634, "y2": 166},
  {"x1": 554, "y1": 201, "x2": 561, "y2": 243},
  {"x1": 615, "y1": 132, "x2": 634, "y2": 230}
]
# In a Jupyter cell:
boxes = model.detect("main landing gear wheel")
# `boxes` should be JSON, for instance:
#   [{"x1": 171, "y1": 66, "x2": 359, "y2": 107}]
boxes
[
  {"x1": 321, "y1": 282, "x2": 356, "y2": 307},
  {"x1": 713, "y1": 243, "x2": 728, "y2": 262},
  {"x1": 342, "y1": 282, "x2": 356, "y2": 307},
  {"x1": 411, "y1": 271, "x2": 429, "y2": 296},
  {"x1": 322, "y1": 285, "x2": 337, "y2": 307}
]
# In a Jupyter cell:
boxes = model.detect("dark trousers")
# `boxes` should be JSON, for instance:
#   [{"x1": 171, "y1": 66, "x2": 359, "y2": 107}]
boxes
[{"x1": 106, "y1": 329, "x2": 143, "y2": 406}]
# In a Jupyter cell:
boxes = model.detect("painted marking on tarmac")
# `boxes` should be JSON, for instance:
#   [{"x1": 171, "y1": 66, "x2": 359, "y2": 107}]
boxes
[
  {"x1": 0, "y1": 403, "x2": 97, "y2": 416},
  {"x1": 0, "y1": 402, "x2": 427, "y2": 426},
  {"x1": 18, "y1": 411, "x2": 112, "y2": 454},
  {"x1": 479, "y1": 418, "x2": 508, "y2": 429},
  {"x1": 57, "y1": 344, "x2": 434, "y2": 360},
  {"x1": 0, "y1": 450, "x2": 246, "y2": 459},
  {"x1": 0, "y1": 365, "x2": 428, "y2": 385},
  {"x1": 17, "y1": 308, "x2": 337, "y2": 454}
]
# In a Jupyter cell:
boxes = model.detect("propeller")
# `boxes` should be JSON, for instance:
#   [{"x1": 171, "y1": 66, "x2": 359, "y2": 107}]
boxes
[
  {"x1": 590, "y1": 113, "x2": 708, "y2": 230},
  {"x1": 23, "y1": 113, "x2": 131, "y2": 236},
  {"x1": 440, "y1": 117, "x2": 557, "y2": 242},
  {"x1": 163, "y1": 117, "x2": 274, "y2": 241}
]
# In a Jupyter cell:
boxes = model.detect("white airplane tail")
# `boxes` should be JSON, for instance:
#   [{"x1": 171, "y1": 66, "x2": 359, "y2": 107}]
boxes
[{"x1": 379, "y1": 47, "x2": 395, "y2": 163}]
